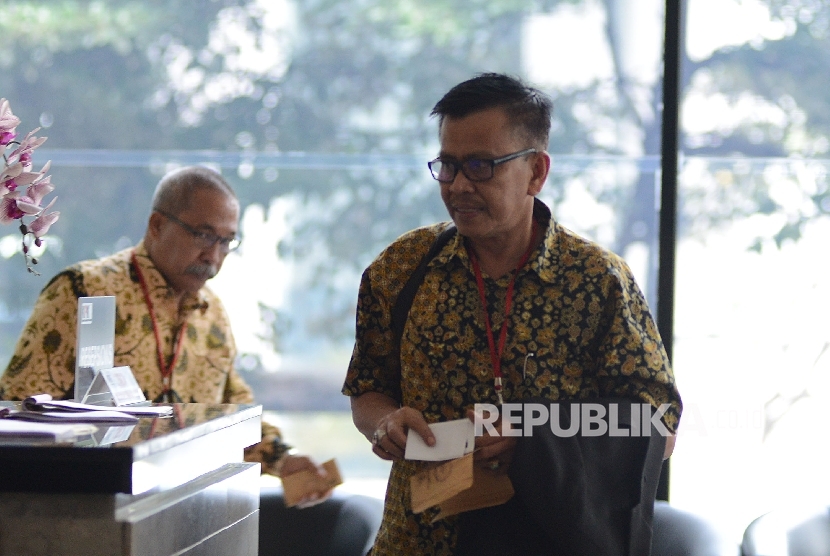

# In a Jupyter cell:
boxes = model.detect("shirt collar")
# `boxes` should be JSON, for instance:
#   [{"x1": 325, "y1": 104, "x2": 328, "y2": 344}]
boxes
[
  {"x1": 530, "y1": 198, "x2": 560, "y2": 284},
  {"x1": 132, "y1": 240, "x2": 210, "y2": 317},
  {"x1": 431, "y1": 197, "x2": 561, "y2": 284}
]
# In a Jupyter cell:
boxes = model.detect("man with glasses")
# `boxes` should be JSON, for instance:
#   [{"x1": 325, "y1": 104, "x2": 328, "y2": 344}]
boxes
[
  {"x1": 343, "y1": 73, "x2": 682, "y2": 554},
  {"x1": 0, "y1": 166, "x2": 326, "y2": 485}
]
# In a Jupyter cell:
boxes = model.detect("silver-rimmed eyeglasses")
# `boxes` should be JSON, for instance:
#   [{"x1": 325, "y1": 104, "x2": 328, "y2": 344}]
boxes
[
  {"x1": 428, "y1": 148, "x2": 537, "y2": 183},
  {"x1": 157, "y1": 210, "x2": 241, "y2": 253}
]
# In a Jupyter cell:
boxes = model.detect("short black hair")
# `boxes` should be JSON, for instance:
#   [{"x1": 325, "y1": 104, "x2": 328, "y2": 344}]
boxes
[
  {"x1": 431, "y1": 73, "x2": 553, "y2": 149},
  {"x1": 151, "y1": 166, "x2": 237, "y2": 216}
]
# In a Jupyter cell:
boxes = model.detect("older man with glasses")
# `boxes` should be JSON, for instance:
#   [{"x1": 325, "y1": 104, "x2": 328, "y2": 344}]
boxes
[
  {"x1": 343, "y1": 73, "x2": 682, "y2": 555},
  {"x1": 0, "y1": 166, "x2": 327, "y2": 487}
]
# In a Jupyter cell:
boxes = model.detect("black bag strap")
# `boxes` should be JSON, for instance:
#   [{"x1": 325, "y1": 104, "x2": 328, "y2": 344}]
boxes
[{"x1": 390, "y1": 225, "x2": 457, "y2": 348}]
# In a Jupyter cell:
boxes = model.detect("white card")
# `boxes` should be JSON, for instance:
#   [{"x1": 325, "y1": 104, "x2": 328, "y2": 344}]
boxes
[
  {"x1": 405, "y1": 418, "x2": 475, "y2": 461},
  {"x1": 83, "y1": 366, "x2": 146, "y2": 407},
  {"x1": 100, "y1": 366, "x2": 146, "y2": 406}
]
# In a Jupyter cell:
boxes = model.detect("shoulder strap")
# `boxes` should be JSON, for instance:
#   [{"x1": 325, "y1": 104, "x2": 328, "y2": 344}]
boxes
[{"x1": 390, "y1": 225, "x2": 457, "y2": 348}]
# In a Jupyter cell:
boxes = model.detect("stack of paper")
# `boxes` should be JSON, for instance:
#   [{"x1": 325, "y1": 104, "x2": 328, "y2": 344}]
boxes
[
  {"x1": 22, "y1": 394, "x2": 173, "y2": 417},
  {"x1": 0, "y1": 393, "x2": 172, "y2": 443},
  {"x1": 1, "y1": 408, "x2": 139, "y2": 424}
]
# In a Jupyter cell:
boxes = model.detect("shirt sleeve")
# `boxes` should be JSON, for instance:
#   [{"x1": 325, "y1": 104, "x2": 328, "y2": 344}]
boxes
[
  {"x1": 592, "y1": 259, "x2": 682, "y2": 433},
  {"x1": 0, "y1": 272, "x2": 81, "y2": 400},
  {"x1": 342, "y1": 265, "x2": 403, "y2": 402}
]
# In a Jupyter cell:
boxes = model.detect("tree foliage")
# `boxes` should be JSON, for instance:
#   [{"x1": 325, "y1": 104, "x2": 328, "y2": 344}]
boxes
[{"x1": 2, "y1": 0, "x2": 828, "y2": 371}]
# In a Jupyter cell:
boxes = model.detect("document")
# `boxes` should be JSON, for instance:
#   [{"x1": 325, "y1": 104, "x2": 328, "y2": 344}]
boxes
[
  {"x1": 22, "y1": 393, "x2": 172, "y2": 417},
  {"x1": 405, "y1": 418, "x2": 475, "y2": 461},
  {"x1": 1, "y1": 408, "x2": 138, "y2": 424}
]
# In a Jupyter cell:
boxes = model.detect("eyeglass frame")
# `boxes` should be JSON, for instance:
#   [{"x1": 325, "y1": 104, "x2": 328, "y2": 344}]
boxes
[
  {"x1": 156, "y1": 210, "x2": 241, "y2": 253},
  {"x1": 427, "y1": 148, "x2": 538, "y2": 183}
]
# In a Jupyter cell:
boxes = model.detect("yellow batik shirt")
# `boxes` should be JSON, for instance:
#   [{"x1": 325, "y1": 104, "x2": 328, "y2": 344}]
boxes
[
  {"x1": 0, "y1": 242, "x2": 284, "y2": 469},
  {"x1": 0, "y1": 241, "x2": 250, "y2": 403},
  {"x1": 342, "y1": 199, "x2": 682, "y2": 556}
]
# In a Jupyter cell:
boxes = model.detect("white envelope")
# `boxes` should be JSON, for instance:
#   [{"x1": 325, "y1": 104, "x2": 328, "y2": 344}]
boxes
[{"x1": 405, "y1": 418, "x2": 475, "y2": 461}]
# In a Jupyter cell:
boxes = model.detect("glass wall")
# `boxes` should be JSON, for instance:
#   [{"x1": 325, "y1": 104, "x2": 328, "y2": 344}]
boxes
[{"x1": 671, "y1": 0, "x2": 830, "y2": 547}]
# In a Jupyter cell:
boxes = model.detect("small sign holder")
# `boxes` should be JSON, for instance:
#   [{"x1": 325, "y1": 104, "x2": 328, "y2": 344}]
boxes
[
  {"x1": 74, "y1": 296, "x2": 116, "y2": 402},
  {"x1": 81, "y1": 366, "x2": 147, "y2": 407}
]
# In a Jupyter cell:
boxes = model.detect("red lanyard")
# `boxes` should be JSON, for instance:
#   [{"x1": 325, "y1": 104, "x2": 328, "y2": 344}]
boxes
[
  {"x1": 131, "y1": 251, "x2": 187, "y2": 398},
  {"x1": 467, "y1": 221, "x2": 538, "y2": 406}
]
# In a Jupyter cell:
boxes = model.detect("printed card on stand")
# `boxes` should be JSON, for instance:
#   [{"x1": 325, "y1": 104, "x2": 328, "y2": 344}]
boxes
[
  {"x1": 74, "y1": 296, "x2": 116, "y2": 402},
  {"x1": 82, "y1": 366, "x2": 145, "y2": 407}
]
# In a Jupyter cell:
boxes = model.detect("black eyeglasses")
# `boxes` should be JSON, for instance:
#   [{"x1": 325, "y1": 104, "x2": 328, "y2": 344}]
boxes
[
  {"x1": 157, "y1": 210, "x2": 241, "y2": 253},
  {"x1": 428, "y1": 148, "x2": 537, "y2": 183}
]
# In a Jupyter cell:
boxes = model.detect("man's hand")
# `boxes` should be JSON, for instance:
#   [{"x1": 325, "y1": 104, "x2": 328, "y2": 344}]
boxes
[
  {"x1": 273, "y1": 453, "x2": 319, "y2": 477},
  {"x1": 370, "y1": 406, "x2": 435, "y2": 461},
  {"x1": 351, "y1": 392, "x2": 436, "y2": 462},
  {"x1": 467, "y1": 408, "x2": 517, "y2": 471},
  {"x1": 270, "y1": 454, "x2": 333, "y2": 508}
]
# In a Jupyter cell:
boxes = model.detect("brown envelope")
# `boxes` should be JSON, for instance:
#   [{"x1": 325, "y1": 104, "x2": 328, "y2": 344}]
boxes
[
  {"x1": 282, "y1": 458, "x2": 343, "y2": 507},
  {"x1": 410, "y1": 453, "x2": 475, "y2": 513},
  {"x1": 410, "y1": 453, "x2": 515, "y2": 521}
]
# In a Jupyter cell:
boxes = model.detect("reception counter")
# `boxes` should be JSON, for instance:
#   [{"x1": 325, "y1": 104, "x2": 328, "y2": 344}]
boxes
[{"x1": 0, "y1": 402, "x2": 262, "y2": 556}]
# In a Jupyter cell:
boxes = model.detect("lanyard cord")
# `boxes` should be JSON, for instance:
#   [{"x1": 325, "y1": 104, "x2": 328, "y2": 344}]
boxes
[
  {"x1": 467, "y1": 220, "x2": 538, "y2": 406},
  {"x1": 131, "y1": 251, "x2": 187, "y2": 398}
]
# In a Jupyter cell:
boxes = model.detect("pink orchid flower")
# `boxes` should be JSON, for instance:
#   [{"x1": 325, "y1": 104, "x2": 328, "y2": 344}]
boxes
[
  {"x1": 7, "y1": 129, "x2": 46, "y2": 168},
  {"x1": 10, "y1": 172, "x2": 56, "y2": 216},
  {"x1": 25, "y1": 170, "x2": 54, "y2": 205},
  {"x1": 10, "y1": 161, "x2": 51, "y2": 187},
  {"x1": 2, "y1": 192, "x2": 60, "y2": 234},
  {"x1": 29, "y1": 197, "x2": 60, "y2": 238},
  {"x1": 0, "y1": 162, "x2": 23, "y2": 195},
  {"x1": 0, "y1": 98, "x2": 21, "y2": 145},
  {"x1": 0, "y1": 192, "x2": 26, "y2": 224},
  {"x1": 2, "y1": 160, "x2": 50, "y2": 193},
  {"x1": 2, "y1": 98, "x2": 58, "y2": 273}
]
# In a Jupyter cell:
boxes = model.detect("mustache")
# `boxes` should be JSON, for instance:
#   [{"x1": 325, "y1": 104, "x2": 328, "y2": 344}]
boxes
[
  {"x1": 446, "y1": 194, "x2": 482, "y2": 206},
  {"x1": 184, "y1": 263, "x2": 218, "y2": 279}
]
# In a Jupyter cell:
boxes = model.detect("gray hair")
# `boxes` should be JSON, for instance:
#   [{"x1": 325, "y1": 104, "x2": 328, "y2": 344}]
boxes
[{"x1": 151, "y1": 166, "x2": 237, "y2": 216}]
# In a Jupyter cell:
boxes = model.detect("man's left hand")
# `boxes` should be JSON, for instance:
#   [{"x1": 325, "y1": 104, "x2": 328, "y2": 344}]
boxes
[
  {"x1": 466, "y1": 408, "x2": 517, "y2": 471},
  {"x1": 268, "y1": 454, "x2": 334, "y2": 508}
]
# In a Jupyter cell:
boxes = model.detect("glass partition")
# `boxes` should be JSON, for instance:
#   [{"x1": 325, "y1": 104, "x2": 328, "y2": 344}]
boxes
[
  {"x1": 672, "y1": 154, "x2": 830, "y2": 542},
  {"x1": 672, "y1": 0, "x2": 830, "y2": 546}
]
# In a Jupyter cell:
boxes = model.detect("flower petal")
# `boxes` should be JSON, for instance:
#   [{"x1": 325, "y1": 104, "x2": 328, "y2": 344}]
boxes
[
  {"x1": 16, "y1": 197, "x2": 43, "y2": 215},
  {"x1": 26, "y1": 176, "x2": 54, "y2": 205},
  {"x1": 10, "y1": 171, "x2": 42, "y2": 187},
  {"x1": 2, "y1": 161, "x2": 23, "y2": 180},
  {"x1": 0, "y1": 98, "x2": 21, "y2": 137},
  {"x1": 30, "y1": 211, "x2": 60, "y2": 237},
  {"x1": 0, "y1": 196, "x2": 24, "y2": 224}
]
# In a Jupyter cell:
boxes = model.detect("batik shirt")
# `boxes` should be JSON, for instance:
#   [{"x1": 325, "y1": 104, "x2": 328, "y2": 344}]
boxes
[
  {"x1": 0, "y1": 241, "x2": 283, "y2": 467},
  {"x1": 342, "y1": 199, "x2": 682, "y2": 555}
]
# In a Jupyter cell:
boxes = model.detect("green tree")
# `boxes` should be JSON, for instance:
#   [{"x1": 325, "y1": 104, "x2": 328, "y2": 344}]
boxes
[{"x1": 4, "y1": 0, "x2": 829, "y2": 382}]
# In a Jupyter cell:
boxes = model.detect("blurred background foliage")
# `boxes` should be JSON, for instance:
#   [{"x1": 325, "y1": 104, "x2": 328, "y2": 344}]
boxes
[{"x1": 2, "y1": 0, "x2": 829, "y2": 407}]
